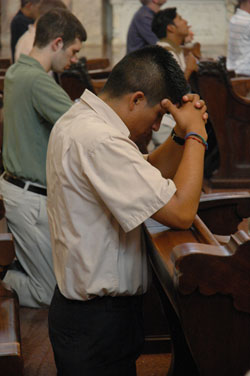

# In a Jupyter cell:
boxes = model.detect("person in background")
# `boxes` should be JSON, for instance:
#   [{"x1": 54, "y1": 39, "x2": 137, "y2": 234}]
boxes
[
  {"x1": 227, "y1": 0, "x2": 250, "y2": 76},
  {"x1": 47, "y1": 45, "x2": 208, "y2": 376},
  {"x1": 10, "y1": 0, "x2": 41, "y2": 62},
  {"x1": 0, "y1": 8, "x2": 86, "y2": 308},
  {"x1": 150, "y1": 7, "x2": 198, "y2": 149},
  {"x1": 152, "y1": 7, "x2": 198, "y2": 81},
  {"x1": 15, "y1": 0, "x2": 67, "y2": 62},
  {"x1": 127, "y1": 0, "x2": 167, "y2": 54}
]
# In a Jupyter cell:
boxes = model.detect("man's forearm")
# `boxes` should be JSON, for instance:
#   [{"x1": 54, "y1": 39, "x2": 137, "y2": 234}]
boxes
[{"x1": 148, "y1": 133, "x2": 184, "y2": 178}]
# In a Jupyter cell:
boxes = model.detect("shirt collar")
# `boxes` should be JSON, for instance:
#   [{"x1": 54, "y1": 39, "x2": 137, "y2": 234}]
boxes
[
  {"x1": 17, "y1": 54, "x2": 46, "y2": 73},
  {"x1": 236, "y1": 8, "x2": 250, "y2": 18},
  {"x1": 80, "y1": 89, "x2": 130, "y2": 137}
]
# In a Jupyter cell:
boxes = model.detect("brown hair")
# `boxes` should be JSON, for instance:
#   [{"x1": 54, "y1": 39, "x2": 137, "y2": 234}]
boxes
[{"x1": 34, "y1": 8, "x2": 87, "y2": 48}]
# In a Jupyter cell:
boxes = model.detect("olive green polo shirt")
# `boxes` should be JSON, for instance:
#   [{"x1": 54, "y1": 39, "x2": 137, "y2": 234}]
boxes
[{"x1": 3, "y1": 54, "x2": 73, "y2": 186}]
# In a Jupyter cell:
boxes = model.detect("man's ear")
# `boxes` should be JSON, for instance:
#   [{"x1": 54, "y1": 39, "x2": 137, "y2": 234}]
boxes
[
  {"x1": 51, "y1": 37, "x2": 64, "y2": 52},
  {"x1": 129, "y1": 91, "x2": 145, "y2": 110},
  {"x1": 167, "y1": 24, "x2": 175, "y2": 34}
]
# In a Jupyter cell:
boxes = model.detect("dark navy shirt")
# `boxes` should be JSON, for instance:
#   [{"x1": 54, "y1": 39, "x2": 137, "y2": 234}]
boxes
[
  {"x1": 10, "y1": 10, "x2": 34, "y2": 62},
  {"x1": 127, "y1": 6, "x2": 158, "y2": 54}
]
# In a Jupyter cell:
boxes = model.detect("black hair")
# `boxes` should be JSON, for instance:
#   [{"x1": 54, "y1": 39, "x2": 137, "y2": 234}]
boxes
[
  {"x1": 102, "y1": 45, "x2": 189, "y2": 106},
  {"x1": 34, "y1": 8, "x2": 87, "y2": 48},
  {"x1": 152, "y1": 8, "x2": 177, "y2": 39}
]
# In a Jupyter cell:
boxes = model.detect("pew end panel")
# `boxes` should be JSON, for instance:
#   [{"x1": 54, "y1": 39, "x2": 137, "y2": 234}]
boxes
[
  {"x1": 144, "y1": 214, "x2": 250, "y2": 376},
  {"x1": 172, "y1": 239, "x2": 250, "y2": 376},
  {"x1": 143, "y1": 191, "x2": 250, "y2": 355}
]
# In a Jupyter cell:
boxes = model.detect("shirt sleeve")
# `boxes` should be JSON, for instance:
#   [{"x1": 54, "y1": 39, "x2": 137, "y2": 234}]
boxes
[
  {"x1": 31, "y1": 73, "x2": 73, "y2": 126},
  {"x1": 81, "y1": 134, "x2": 176, "y2": 233}
]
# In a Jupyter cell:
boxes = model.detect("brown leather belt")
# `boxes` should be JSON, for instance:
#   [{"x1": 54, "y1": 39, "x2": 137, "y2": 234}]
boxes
[{"x1": 3, "y1": 174, "x2": 47, "y2": 196}]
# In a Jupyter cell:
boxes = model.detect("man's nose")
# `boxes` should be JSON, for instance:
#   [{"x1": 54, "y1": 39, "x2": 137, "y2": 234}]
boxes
[
  {"x1": 71, "y1": 56, "x2": 78, "y2": 64},
  {"x1": 152, "y1": 119, "x2": 162, "y2": 132}
]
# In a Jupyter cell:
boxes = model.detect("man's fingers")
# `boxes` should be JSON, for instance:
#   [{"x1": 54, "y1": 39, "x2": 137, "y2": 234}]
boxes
[
  {"x1": 183, "y1": 94, "x2": 207, "y2": 110},
  {"x1": 160, "y1": 98, "x2": 175, "y2": 113},
  {"x1": 202, "y1": 112, "x2": 208, "y2": 122},
  {"x1": 182, "y1": 93, "x2": 199, "y2": 103},
  {"x1": 194, "y1": 99, "x2": 205, "y2": 108}
]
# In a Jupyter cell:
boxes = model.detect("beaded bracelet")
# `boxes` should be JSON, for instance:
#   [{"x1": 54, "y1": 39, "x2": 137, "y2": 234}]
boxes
[
  {"x1": 185, "y1": 132, "x2": 208, "y2": 150},
  {"x1": 185, "y1": 136, "x2": 207, "y2": 150}
]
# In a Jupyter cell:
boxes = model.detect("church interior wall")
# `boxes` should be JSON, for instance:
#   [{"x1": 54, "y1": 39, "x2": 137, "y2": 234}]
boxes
[{"x1": 0, "y1": 0, "x2": 238, "y2": 61}]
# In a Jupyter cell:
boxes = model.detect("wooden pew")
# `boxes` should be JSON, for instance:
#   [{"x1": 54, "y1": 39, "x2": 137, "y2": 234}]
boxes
[
  {"x1": 0, "y1": 58, "x2": 11, "y2": 70},
  {"x1": 0, "y1": 282, "x2": 23, "y2": 376},
  {"x1": 198, "y1": 191, "x2": 250, "y2": 235},
  {"x1": 0, "y1": 77, "x2": 4, "y2": 94},
  {"x1": 144, "y1": 214, "x2": 250, "y2": 375},
  {"x1": 195, "y1": 56, "x2": 250, "y2": 189},
  {"x1": 231, "y1": 76, "x2": 250, "y2": 99},
  {"x1": 58, "y1": 59, "x2": 95, "y2": 101},
  {"x1": 0, "y1": 199, "x2": 23, "y2": 375},
  {"x1": 85, "y1": 58, "x2": 110, "y2": 71},
  {"x1": 58, "y1": 57, "x2": 110, "y2": 100},
  {"x1": 143, "y1": 191, "x2": 250, "y2": 354}
]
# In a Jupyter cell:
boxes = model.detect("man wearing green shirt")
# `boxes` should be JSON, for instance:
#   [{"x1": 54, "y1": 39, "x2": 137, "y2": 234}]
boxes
[{"x1": 0, "y1": 8, "x2": 86, "y2": 307}]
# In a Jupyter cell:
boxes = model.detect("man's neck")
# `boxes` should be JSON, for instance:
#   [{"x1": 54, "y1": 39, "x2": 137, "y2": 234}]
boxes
[
  {"x1": 29, "y1": 47, "x2": 52, "y2": 72},
  {"x1": 240, "y1": 2, "x2": 250, "y2": 13},
  {"x1": 161, "y1": 34, "x2": 183, "y2": 47}
]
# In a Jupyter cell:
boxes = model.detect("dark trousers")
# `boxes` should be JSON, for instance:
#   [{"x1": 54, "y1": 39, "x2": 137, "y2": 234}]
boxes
[{"x1": 48, "y1": 286, "x2": 145, "y2": 376}]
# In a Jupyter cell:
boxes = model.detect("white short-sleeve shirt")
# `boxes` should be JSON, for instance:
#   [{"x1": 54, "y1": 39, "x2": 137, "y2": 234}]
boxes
[
  {"x1": 46, "y1": 90, "x2": 176, "y2": 300},
  {"x1": 227, "y1": 8, "x2": 250, "y2": 75}
]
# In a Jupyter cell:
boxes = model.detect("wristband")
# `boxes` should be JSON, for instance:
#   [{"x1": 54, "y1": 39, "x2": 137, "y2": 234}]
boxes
[{"x1": 171, "y1": 128, "x2": 185, "y2": 146}]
